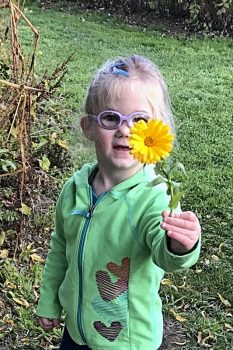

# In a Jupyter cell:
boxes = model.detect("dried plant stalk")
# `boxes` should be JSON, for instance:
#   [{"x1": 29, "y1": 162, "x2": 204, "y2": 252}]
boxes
[
  {"x1": 0, "y1": 0, "x2": 40, "y2": 249},
  {"x1": 0, "y1": 0, "x2": 70, "y2": 252},
  {"x1": 0, "y1": 79, "x2": 44, "y2": 92}
]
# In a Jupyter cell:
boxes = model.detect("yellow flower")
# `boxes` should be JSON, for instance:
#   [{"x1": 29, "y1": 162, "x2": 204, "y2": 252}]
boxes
[{"x1": 129, "y1": 119, "x2": 174, "y2": 164}]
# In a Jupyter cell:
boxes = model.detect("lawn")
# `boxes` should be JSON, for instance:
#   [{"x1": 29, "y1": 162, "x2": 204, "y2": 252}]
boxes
[{"x1": 0, "y1": 2, "x2": 233, "y2": 349}]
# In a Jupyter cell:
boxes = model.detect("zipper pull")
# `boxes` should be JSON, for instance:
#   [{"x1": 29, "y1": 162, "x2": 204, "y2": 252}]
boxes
[{"x1": 88, "y1": 204, "x2": 95, "y2": 218}]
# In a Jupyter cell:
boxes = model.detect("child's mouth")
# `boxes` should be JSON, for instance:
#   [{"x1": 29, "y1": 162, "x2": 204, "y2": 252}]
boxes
[{"x1": 113, "y1": 145, "x2": 130, "y2": 151}]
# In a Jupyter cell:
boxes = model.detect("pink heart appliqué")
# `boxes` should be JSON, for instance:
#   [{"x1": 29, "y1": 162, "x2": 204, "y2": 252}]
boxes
[{"x1": 94, "y1": 321, "x2": 123, "y2": 342}]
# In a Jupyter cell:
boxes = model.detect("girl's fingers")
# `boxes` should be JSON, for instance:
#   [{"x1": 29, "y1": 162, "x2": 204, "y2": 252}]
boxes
[
  {"x1": 162, "y1": 210, "x2": 170, "y2": 218},
  {"x1": 161, "y1": 222, "x2": 195, "y2": 237},
  {"x1": 162, "y1": 217, "x2": 197, "y2": 231},
  {"x1": 38, "y1": 317, "x2": 55, "y2": 330},
  {"x1": 163, "y1": 211, "x2": 198, "y2": 222},
  {"x1": 167, "y1": 231, "x2": 195, "y2": 247},
  {"x1": 162, "y1": 212, "x2": 201, "y2": 252}
]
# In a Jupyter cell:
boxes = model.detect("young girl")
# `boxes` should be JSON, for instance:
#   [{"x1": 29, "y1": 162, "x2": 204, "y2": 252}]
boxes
[{"x1": 37, "y1": 55, "x2": 201, "y2": 350}]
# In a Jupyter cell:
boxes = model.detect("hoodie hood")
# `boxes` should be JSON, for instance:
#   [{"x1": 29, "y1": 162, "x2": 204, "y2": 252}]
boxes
[{"x1": 73, "y1": 162, "x2": 156, "y2": 198}]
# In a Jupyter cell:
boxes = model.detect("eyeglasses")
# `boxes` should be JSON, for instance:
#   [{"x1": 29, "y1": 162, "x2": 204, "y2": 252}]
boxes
[{"x1": 89, "y1": 110, "x2": 151, "y2": 130}]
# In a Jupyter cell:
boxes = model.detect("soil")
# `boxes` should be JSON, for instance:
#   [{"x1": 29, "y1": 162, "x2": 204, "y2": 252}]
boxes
[{"x1": 160, "y1": 318, "x2": 187, "y2": 349}]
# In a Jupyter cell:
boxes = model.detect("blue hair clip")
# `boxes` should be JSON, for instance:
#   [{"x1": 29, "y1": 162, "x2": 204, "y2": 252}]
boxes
[{"x1": 110, "y1": 61, "x2": 129, "y2": 77}]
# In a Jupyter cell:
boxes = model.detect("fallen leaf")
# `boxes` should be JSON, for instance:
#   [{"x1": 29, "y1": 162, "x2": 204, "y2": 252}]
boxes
[
  {"x1": 21, "y1": 337, "x2": 30, "y2": 343},
  {"x1": 50, "y1": 132, "x2": 57, "y2": 143},
  {"x1": 201, "y1": 310, "x2": 206, "y2": 318},
  {"x1": 57, "y1": 138, "x2": 69, "y2": 150},
  {"x1": 4, "y1": 318, "x2": 15, "y2": 326},
  {"x1": 195, "y1": 269, "x2": 202, "y2": 273},
  {"x1": 224, "y1": 323, "x2": 233, "y2": 331},
  {"x1": 33, "y1": 289, "x2": 39, "y2": 301},
  {"x1": 211, "y1": 254, "x2": 219, "y2": 262},
  {"x1": 161, "y1": 278, "x2": 173, "y2": 285},
  {"x1": 20, "y1": 203, "x2": 31, "y2": 216},
  {"x1": 218, "y1": 242, "x2": 224, "y2": 253},
  {"x1": 171, "y1": 285, "x2": 178, "y2": 292},
  {"x1": 12, "y1": 297, "x2": 30, "y2": 308},
  {"x1": 171, "y1": 309, "x2": 187, "y2": 322},
  {"x1": 0, "y1": 231, "x2": 5, "y2": 246},
  {"x1": 5, "y1": 280, "x2": 16, "y2": 289},
  {"x1": 161, "y1": 278, "x2": 178, "y2": 291},
  {"x1": 174, "y1": 340, "x2": 187, "y2": 346},
  {"x1": 30, "y1": 253, "x2": 44, "y2": 263},
  {"x1": 217, "y1": 293, "x2": 231, "y2": 307},
  {"x1": 0, "y1": 249, "x2": 8, "y2": 258},
  {"x1": 197, "y1": 331, "x2": 202, "y2": 344}
]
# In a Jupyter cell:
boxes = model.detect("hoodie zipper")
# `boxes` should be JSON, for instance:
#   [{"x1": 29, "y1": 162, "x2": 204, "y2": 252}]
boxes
[{"x1": 77, "y1": 188, "x2": 106, "y2": 343}]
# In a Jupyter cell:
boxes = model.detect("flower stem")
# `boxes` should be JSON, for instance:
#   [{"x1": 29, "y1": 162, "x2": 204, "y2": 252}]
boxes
[{"x1": 169, "y1": 185, "x2": 174, "y2": 217}]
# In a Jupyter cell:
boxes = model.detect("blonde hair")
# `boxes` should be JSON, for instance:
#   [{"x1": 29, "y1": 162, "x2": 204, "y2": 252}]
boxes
[{"x1": 85, "y1": 54, "x2": 175, "y2": 134}]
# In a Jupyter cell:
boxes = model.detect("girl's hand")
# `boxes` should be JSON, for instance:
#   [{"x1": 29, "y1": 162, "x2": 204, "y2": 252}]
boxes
[
  {"x1": 37, "y1": 317, "x2": 60, "y2": 330},
  {"x1": 161, "y1": 211, "x2": 201, "y2": 254}
]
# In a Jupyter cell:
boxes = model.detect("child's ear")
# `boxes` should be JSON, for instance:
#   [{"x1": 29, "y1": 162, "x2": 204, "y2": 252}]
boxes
[{"x1": 80, "y1": 116, "x2": 96, "y2": 141}]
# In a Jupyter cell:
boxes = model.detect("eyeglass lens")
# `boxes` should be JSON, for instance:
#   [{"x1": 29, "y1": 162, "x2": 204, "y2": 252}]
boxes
[{"x1": 100, "y1": 112, "x2": 120, "y2": 128}]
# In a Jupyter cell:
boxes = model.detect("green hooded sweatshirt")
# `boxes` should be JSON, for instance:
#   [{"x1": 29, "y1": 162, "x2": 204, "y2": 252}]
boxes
[{"x1": 37, "y1": 163, "x2": 201, "y2": 350}]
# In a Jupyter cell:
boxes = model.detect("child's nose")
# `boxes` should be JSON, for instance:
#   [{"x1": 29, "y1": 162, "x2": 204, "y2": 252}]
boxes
[{"x1": 116, "y1": 121, "x2": 130, "y2": 137}]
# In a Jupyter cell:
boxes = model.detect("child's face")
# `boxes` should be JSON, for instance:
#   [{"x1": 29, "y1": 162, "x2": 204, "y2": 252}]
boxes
[{"x1": 92, "y1": 89, "x2": 153, "y2": 177}]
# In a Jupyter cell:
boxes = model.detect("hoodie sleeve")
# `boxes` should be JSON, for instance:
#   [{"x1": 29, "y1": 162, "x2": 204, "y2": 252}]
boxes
[
  {"x1": 139, "y1": 185, "x2": 201, "y2": 273},
  {"x1": 36, "y1": 180, "x2": 71, "y2": 319}
]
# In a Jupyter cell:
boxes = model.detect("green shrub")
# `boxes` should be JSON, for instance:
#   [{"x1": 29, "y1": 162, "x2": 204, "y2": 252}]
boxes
[
  {"x1": 70, "y1": 0, "x2": 233, "y2": 35},
  {"x1": 178, "y1": 0, "x2": 233, "y2": 35}
]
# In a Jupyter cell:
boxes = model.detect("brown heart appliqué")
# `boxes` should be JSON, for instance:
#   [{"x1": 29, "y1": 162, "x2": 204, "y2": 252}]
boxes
[
  {"x1": 94, "y1": 321, "x2": 123, "y2": 342},
  {"x1": 96, "y1": 270, "x2": 128, "y2": 301},
  {"x1": 107, "y1": 257, "x2": 130, "y2": 281}
]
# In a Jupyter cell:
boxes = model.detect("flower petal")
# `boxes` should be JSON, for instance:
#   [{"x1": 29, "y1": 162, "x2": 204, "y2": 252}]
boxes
[{"x1": 128, "y1": 119, "x2": 174, "y2": 164}]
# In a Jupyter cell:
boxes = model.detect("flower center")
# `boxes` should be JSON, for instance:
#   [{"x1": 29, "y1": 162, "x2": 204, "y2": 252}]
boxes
[{"x1": 144, "y1": 136, "x2": 155, "y2": 147}]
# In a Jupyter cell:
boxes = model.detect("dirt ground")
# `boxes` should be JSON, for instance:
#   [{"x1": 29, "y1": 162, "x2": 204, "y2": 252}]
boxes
[{"x1": 160, "y1": 318, "x2": 187, "y2": 349}]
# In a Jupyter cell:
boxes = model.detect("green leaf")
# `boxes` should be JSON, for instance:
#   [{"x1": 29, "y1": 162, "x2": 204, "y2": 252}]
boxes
[
  {"x1": 169, "y1": 191, "x2": 183, "y2": 209},
  {"x1": 154, "y1": 161, "x2": 164, "y2": 174},
  {"x1": 39, "y1": 156, "x2": 51, "y2": 172},
  {"x1": 166, "y1": 180, "x2": 172, "y2": 195},
  {"x1": 147, "y1": 176, "x2": 167, "y2": 187},
  {"x1": 20, "y1": 203, "x2": 32, "y2": 216},
  {"x1": 32, "y1": 138, "x2": 48, "y2": 150},
  {"x1": 175, "y1": 162, "x2": 187, "y2": 176},
  {"x1": 154, "y1": 161, "x2": 169, "y2": 178},
  {"x1": 0, "y1": 159, "x2": 17, "y2": 172},
  {"x1": 171, "y1": 181, "x2": 182, "y2": 193}
]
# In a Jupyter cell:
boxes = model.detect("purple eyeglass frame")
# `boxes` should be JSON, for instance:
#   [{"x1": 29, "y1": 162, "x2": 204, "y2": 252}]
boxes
[{"x1": 89, "y1": 110, "x2": 151, "y2": 130}]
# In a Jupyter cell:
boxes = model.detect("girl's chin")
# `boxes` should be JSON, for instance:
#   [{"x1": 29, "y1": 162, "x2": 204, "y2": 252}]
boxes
[
  {"x1": 111, "y1": 158, "x2": 141, "y2": 169},
  {"x1": 112, "y1": 149, "x2": 131, "y2": 157}
]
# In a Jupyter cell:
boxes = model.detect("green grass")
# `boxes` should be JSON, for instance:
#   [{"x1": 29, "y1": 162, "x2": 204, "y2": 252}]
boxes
[{"x1": 1, "y1": 2, "x2": 233, "y2": 349}]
